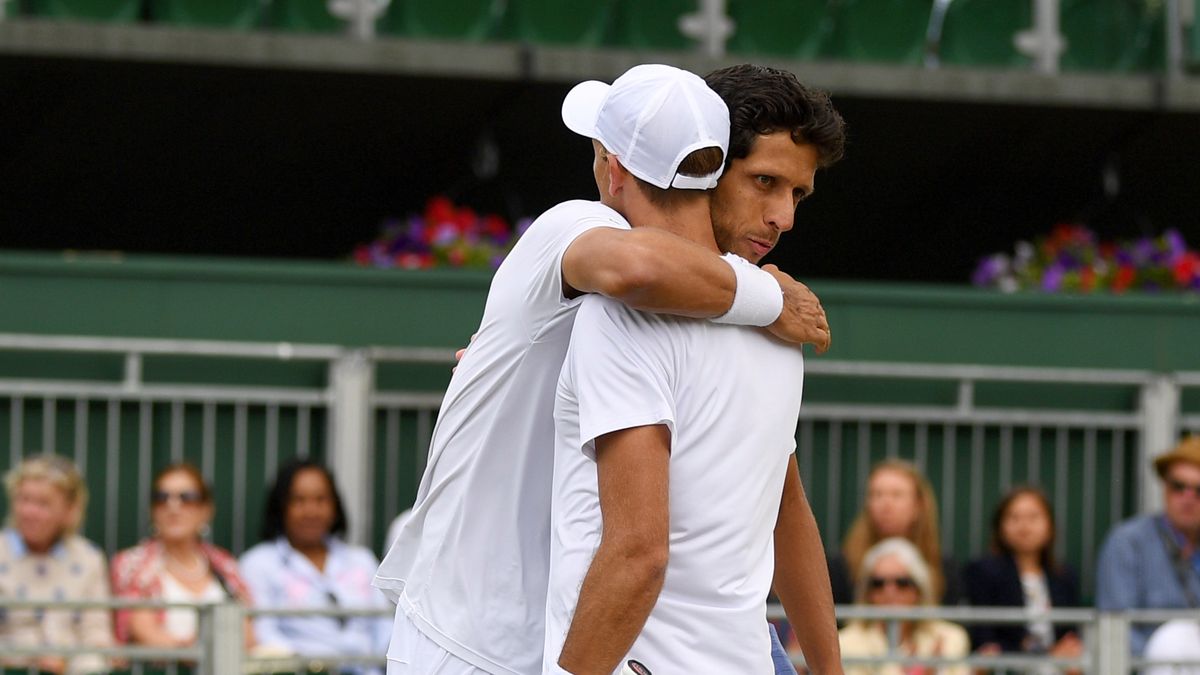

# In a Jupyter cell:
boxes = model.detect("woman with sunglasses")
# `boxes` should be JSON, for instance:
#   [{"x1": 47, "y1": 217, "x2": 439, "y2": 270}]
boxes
[
  {"x1": 963, "y1": 486, "x2": 1082, "y2": 665},
  {"x1": 839, "y1": 537, "x2": 970, "y2": 675},
  {"x1": 110, "y1": 463, "x2": 254, "y2": 648}
]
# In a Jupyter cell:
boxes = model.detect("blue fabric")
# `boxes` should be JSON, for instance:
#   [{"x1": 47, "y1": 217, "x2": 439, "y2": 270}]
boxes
[
  {"x1": 1096, "y1": 514, "x2": 1200, "y2": 656},
  {"x1": 768, "y1": 622, "x2": 798, "y2": 675}
]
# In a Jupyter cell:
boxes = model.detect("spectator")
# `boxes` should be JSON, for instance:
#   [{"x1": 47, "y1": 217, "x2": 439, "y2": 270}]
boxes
[
  {"x1": 838, "y1": 537, "x2": 970, "y2": 675},
  {"x1": 1143, "y1": 620, "x2": 1200, "y2": 675},
  {"x1": 963, "y1": 486, "x2": 1083, "y2": 663},
  {"x1": 110, "y1": 463, "x2": 254, "y2": 648},
  {"x1": 0, "y1": 454, "x2": 111, "y2": 675},
  {"x1": 830, "y1": 459, "x2": 961, "y2": 605},
  {"x1": 239, "y1": 459, "x2": 390, "y2": 674},
  {"x1": 1096, "y1": 436, "x2": 1200, "y2": 656}
]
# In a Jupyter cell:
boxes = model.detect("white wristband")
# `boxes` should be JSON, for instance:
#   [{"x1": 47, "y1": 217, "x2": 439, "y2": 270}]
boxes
[{"x1": 711, "y1": 253, "x2": 784, "y2": 327}]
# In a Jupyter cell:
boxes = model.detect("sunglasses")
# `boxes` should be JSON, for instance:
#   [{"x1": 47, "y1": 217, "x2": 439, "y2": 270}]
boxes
[
  {"x1": 868, "y1": 576, "x2": 917, "y2": 591},
  {"x1": 151, "y1": 490, "x2": 204, "y2": 506},
  {"x1": 1167, "y1": 479, "x2": 1200, "y2": 499}
]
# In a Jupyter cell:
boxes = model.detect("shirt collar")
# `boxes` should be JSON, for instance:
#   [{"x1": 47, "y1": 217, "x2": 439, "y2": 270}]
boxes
[
  {"x1": 1160, "y1": 515, "x2": 1200, "y2": 559},
  {"x1": 3, "y1": 527, "x2": 67, "y2": 559}
]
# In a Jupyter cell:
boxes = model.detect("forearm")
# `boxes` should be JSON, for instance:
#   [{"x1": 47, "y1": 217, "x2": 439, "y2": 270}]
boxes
[
  {"x1": 774, "y1": 460, "x2": 841, "y2": 673},
  {"x1": 557, "y1": 544, "x2": 666, "y2": 674}
]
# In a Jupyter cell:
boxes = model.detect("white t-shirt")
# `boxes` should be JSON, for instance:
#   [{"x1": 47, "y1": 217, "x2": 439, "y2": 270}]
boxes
[
  {"x1": 160, "y1": 572, "x2": 226, "y2": 642},
  {"x1": 545, "y1": 294, "x2": 805, "y2": 675},
  {"x1": 373, "y1": 200, "x2": 631, "y2": 675}
]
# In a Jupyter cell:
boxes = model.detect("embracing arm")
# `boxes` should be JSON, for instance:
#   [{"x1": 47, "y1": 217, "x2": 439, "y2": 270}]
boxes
[
  {"x1": 562, "y1": 227, "x2": 831, "y2": 351},
  {"x1": 773, "y1": 455, "x2": 843, "y2": 674},
  {"x1": 556, "y1": 425, "x2": 671, "y2": 675}
]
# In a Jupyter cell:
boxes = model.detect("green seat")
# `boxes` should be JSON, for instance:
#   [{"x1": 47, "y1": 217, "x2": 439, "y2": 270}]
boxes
[
  {"x1": 270, "y1": 0, "x2": 343, "y2": 32},
  {"x1": 609, "y1": 0, "x2": 693, "y2": 51},
  {"x1": 1060, "y1": 0, "x2": 1165, "y2": 73},
  {"x1": 24, "y1": 0, "x2": 140, "y2": 22},
  {"x1": 1192, "y1": 0, "x2": 1200, "y2": 72},
  {"x1": 726, "y1": 0, "x2": 830, "y2": 59},
  {"x1": 148, "y1": 0, "x2": 262, "y2": 29},
  {"x1": 379, "y1": 0, "x2": 501, "y2": 40},
  {"x1": 939, "y1": 0, "x2": 1032, "y2": 68},
  {"x1": 501, "y1": 0, "x2": 612, "y2": 46},
  {"x1": 826, "y1": 0, "x2": 930, "y2": 65}
]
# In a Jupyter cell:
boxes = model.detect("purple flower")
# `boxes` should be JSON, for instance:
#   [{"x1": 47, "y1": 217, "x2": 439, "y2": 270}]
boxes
[
  {"x1": 432, "y1": 223, "x2": 459, "y2": 246},
  {"x1": 971, "y1": 254, "x2": 1008, "y2": 287},
  {"x1": 1133, "y1": 238, "x2": 1155, "y2": 264},
  {"x1": 1041, "y1": 264, "x2": 1065, "y2": 292},
  {"x1": 1165, "y1": 228, "x2": 1187, "y2": 256},
  {"x1": 490, "y1": 254, "x2": 506, "y2": 269},
  {"x1": 515, "y1": 217, "x2": 534, "y2": 236}
]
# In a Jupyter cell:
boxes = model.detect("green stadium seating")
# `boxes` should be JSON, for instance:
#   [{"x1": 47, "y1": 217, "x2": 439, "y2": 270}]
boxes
[
  {"x1": 379, "y1": 0, "x2": 502, "y2": 40},
  {"x1": 501, "y1": 0, "x2": 612, "y2": 46},
  {"x1": 1060, "y1": 0, "x2": 1165, "y2": 72},
  {"x1": 23, "y1": 0, "x2": 140, "y2": 22},
  {"x1": 270, "y1": 0, "x2": 343, "y2": 33},
  {"x1": 148, "y1": 0, "x2": 262, "y2": 29},
  {"x1": 825, "y1": 0, "x2": 929, "y2": 65},
  {"x1": 726, "y1": 0, "x2": 830, "y2": 59},
  {"x1": 1192, "y1": 0, "x2": 1200, "y2": 71},
  {"x1": 609, "y1": 0, "x2": 693, "y2": 51},
  {"x1": 939, "y1": 0, "x2": 1032, "y2": 68}
]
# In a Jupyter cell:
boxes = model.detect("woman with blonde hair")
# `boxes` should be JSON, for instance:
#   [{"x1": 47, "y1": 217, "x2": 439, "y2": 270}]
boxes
[
  {"x1": 838, "y1": 537, "x2": 970, "y2": 675},
  {"x1": 0, "y1": 454, "x2": 112, "y2": 674},
  {"x1": 829, "y1": 459, "x2": 961, "y2": 605}
]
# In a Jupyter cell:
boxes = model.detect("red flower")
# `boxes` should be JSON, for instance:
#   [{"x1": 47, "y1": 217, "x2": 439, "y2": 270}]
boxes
[
  {"x1": 483, "y1": 214, "x2": 509, "y2": 238},
  {"x1": 1174, "y1": 252, "x2": 1199, "y2": 285},
  {"x1": 1080, "y1": 267, "x2": 1095, "y2": 292},
  {"x1": 425, "y1": 196, "x2": 457, "y2": 226},
  {"x1": 1113, "y1": 265, "x2": 1135, "y2": 293},
  {"x1": 454, "y1": 207, "x2": 478, "y2": 234},
  {"x1": 353, "y1": 246, "x2": 371, "y2": 265}
]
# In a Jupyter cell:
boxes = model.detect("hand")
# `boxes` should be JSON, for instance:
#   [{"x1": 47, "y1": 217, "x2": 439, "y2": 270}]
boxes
[
  {"x1": 762, "y1": 265, "x2": 831, "y2": 354},
  {"x1": 35, "y1": 656, "x2": 67, "y2": 674},
  {"x1": 453, "y1": 333, "x2": 478, "y2": 372}
]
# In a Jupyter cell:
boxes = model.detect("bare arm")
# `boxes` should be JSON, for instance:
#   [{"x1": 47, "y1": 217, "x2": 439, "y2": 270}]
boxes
[
  {"x1": 562, "y1": 228, "x2": 831, "y2": 352},
  {"x1": 773, "y1": 454, "x2": 842, "y2": 674},
  {"x1": 563, "y1": 226, "x2": 735, "y2": 316},
  {"x1": 557, "y1": 425, "x2": 671, "y2": 675}
]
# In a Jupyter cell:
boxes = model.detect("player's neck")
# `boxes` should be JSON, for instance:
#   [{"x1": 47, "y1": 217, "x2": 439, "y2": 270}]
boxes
[{"x1": 627, "y1": 197, "x2": 719, "y2": 254}]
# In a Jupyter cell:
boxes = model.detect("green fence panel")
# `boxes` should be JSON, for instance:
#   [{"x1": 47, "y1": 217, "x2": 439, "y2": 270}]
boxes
[
  {"x1": 726, "y1": 0, "x2": 830, "y2": 59},
  {"x1": 269, "y1": 0, "x2": 342, "y2": 33},
  {"x1": 939, "y1": 0, "x2": 1032, "y2": 68},
  {"x1": 23, "y1": 0, "x2": 140, "y2": 22},
  {"x1": 1060, "y1": 0, "x2": 1166, "y2": 73},
  {"x1": 147, "y1": 0, "x2": 263, "y2": 29},
  {"x1": 379, "y1": 0, "x2": 502, "y2": 40},
  {"x1": 825, "y1": 0, "x2": 930, "y2": 65},
  {"x1": 608, "y1": 0, "x2": 693, "y2": 50},
  {"x1": 498, "y1": 0, "x2": 612, "y2": 46}
]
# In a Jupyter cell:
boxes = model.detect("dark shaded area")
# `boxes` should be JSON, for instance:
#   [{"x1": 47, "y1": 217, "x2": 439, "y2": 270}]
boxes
[{"x1": 1, "y1": 54, "x2": 1197, "y2": 282}]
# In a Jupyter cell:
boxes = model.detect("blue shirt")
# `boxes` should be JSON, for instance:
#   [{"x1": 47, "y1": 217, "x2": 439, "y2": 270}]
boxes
[
  {"x1": 1095, "y1": 514, "x2": 1200, "y2": 656},
  {"x1": 239, "y1": 537, "x2": 391, "y2": 674}
]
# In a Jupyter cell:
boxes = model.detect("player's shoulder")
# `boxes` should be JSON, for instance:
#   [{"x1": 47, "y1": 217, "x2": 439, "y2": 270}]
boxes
[{"x1": 526, "y1": 199, "x2": 628, "y2": 235}]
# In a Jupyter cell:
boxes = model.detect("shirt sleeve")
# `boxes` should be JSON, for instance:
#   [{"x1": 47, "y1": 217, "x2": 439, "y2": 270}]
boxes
[
  {"x1": 519, "y1": 204, "x2": 630, "y2": 319},
  {"x1": 563, "y1": 297, "x2": 677, "y2": 458},
  {"x1": 237, "y1": 548, "x2": 291, "y2": 651}
]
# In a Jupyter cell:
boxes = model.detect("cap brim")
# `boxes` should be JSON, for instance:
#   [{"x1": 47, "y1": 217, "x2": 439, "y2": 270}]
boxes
[{"x1": 561, "y1": 80, "x2": 610, "y2": 138}]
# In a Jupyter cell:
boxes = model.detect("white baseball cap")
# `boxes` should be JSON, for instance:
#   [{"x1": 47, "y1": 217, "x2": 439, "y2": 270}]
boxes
[{"x1": 561, "y1": 63, "x2": 729, "y2": 190}]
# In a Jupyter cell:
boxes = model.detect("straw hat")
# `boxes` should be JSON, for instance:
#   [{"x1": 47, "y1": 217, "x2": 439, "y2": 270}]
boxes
[{"x1": 1154, "y1": 436, "x2": 1200, "y2": 478}]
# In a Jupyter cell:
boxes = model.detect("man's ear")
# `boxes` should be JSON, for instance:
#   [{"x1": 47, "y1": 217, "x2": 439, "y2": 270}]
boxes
[{"x1": 606, "y1": 154, "x2": 627, "y2": 198}]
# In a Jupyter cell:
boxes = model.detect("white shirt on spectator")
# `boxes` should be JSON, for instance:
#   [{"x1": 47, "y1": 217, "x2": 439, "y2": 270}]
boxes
[
  {"x1": 373, "y1": 200, "x2": 631, "y2": 675},
  {"x1": 544, "y1": 294, "x2": 805, "y2": 674}
]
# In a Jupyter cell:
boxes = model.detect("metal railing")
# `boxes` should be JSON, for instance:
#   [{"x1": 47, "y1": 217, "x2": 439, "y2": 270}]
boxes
[
  {"x1": 0, "y1": 332, "x2": 1194, "y2": 597},
  {"x1": 5, "y1": 600, "x2": 1199, "y2": 674}
]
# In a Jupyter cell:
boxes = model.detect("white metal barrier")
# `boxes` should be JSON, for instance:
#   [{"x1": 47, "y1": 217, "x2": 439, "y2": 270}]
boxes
[{"x1": 5, "y1": 600, "x2": 1199, "y2": 674}]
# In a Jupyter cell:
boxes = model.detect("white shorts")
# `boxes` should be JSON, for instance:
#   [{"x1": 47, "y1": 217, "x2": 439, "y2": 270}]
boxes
[{"x1": 385, "y1": 609, "x2": 492, "y2": 675}]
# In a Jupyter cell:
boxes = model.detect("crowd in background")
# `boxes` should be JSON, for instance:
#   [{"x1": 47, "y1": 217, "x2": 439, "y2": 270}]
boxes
[
  {"x1": 1, "y1": 437, "x2": 1199, "y2": 674},
  {"x1": 0, "y1": 455, "x2": 389, "y2": 675}
]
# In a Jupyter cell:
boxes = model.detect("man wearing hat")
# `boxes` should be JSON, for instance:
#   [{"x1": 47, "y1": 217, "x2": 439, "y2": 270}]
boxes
[
  {"x1": 375, "y1": 62, "x2": 839, "y2": 675},
  {"x1": 1097, "y1": 436, "x2": 1200, "y2": 656}
]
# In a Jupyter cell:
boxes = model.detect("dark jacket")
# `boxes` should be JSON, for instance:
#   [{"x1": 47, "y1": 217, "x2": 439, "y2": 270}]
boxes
[
  {"x1": 963, "y1": 553, "x2": 1080, "y2": 651},
  {"x1": 827, "y1": 551, "x2": 962, "y2": 606}
]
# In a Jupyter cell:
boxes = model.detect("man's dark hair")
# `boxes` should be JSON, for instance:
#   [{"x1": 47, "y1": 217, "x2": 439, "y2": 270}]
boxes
[
  {"x1": 704, "y1": 64, "x2": 846, "y2": 168},
  {"x1": 259, "y1": 458, "x2": 348, "y2": 542}
]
